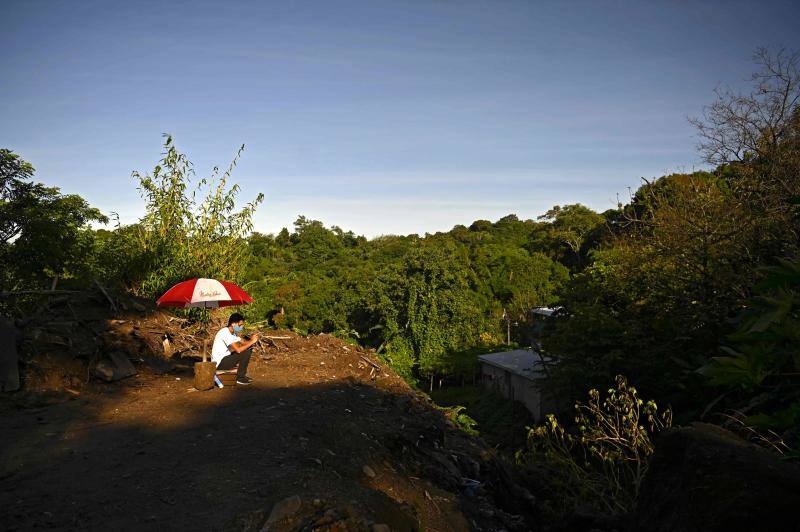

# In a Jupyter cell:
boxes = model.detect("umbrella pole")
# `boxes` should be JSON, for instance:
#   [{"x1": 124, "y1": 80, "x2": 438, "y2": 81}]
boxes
[
  {"x1": 193, "y1": 303, "x2": 216, "y2": 391},
  {"x1": 203, "y1": 303, "x2": 208, "y2": 363}
]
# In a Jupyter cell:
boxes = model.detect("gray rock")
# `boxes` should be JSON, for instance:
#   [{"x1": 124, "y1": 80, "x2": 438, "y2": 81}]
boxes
[
  {"x1": 633, "y1": 422, "x2": 800, "y2": 532},
  {"x1": 93, "y1": 360, "x2": 116, "y2": 382},
  {"x1": 108, "y1": 351, "x2": 137, "y2": 379},
  {"x1": 262, "y1": 495, "x2": 302, "y2": 530},
  {"x1": 93, "y1": 352, "x2": 137, "y2": 382}
]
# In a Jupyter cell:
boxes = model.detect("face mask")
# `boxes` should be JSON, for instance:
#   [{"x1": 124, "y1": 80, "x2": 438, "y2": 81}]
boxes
[{"x1": 233, "y1": 324, "x2": 244, "y2": 334}]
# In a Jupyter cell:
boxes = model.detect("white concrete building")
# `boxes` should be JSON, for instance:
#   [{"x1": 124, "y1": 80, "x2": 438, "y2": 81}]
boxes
[{"x1": 478, "y1": 349, "x2": 554, "y2": 421}]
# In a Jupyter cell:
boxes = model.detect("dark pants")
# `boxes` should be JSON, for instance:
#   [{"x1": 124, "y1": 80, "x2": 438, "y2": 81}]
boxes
[{"x1": 217, "y1": 348, "x2": 252, "y2": 379}]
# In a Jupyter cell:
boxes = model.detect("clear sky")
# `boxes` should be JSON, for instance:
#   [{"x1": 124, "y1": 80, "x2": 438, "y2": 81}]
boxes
[{"x1": 2, "y1": 1, "x2": 799, "y2": 237}]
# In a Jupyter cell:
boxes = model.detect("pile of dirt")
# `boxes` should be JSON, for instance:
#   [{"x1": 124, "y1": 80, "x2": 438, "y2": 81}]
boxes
[
  {"x1": 5, "y1": 288, "x2": 165, "y2": 394},
  {"x1": 1, "y1": 290, "x2": 539, "y2": 531}
]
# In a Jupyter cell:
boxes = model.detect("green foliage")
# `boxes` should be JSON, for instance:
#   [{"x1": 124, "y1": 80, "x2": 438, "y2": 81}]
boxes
[
  {"x1": 532, "y1": 203, "x2": 604, "y2": 270},
  {"x1": 401, "y1": 243, "x2": 484, "y2": 380},
  {"x1": 697, "y1": 345, "x2": 770, "y2": 391},
  {"x1": 699, "y1": 258, "x2": 800, "y2": 390},
  {"x1": 697, "y1": 257, "x2": 800, "y2": 446},
  {"x1": 541, "y1": 51, "x2": 800, "y2": 417},
  {"x1": 519, "y1": 376, "x2": 671, "y2": 518},
  {"x1": 124, "y1": 135, "x2": 263, "y2": 297},
  {"x1": 0, "y1": 149, "x2": 107, "y2": 291},
  {"x1": 746, "y1": 400, "x2": 800, "y2": 438},
  {"x1": 242, "y1": 214, "x2": 569, "y2": 386},
  {"x1": 435, "y1": 404, "x2": 479, "y2": 436},
  {"x1": 380, "y1": 335, "x2": 417, "y2": 385},
  {"x1": 431, "y1": 385, "x2": 534, "y2": 450},
  {"x1": 544, "y1": 170, "x2": 793, "y2": 404}
]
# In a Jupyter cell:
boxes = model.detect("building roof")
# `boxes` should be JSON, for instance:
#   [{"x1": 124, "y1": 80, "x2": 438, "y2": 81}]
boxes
[
  {"x1": 530, "y1": 306, "x2": 562, "y2": 317},
  {"x1": 478, "y1": 349, "x2": 551, "y2": 380}
]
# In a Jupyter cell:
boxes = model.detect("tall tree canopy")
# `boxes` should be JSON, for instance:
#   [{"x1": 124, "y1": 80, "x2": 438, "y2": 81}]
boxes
[{"x1": 0, "y1": 149, "x2": 106, "y2": 291}]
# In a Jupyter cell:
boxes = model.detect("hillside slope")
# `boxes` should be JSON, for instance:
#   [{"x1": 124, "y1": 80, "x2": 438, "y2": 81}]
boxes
[{"x1": 1, "y1": 296, "x2": 536, "y2": 531}]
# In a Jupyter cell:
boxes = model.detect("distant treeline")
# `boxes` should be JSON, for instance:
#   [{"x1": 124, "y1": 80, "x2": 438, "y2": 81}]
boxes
[{"x1": 241, "y1": 210, "x2": 583, "y2": 385}]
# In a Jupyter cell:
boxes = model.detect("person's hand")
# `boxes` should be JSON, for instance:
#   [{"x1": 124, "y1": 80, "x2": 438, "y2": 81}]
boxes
[{"x1": 251, "y1": 332, "x2": 260, "y2": 342}]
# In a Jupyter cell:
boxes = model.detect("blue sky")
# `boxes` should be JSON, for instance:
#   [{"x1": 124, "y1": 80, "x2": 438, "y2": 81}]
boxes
[{"x1": 2, "y1": 0, "x2": 799, "y2": 236}]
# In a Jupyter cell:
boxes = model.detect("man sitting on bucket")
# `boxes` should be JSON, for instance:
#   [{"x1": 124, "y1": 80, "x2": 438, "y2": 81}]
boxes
[{"x1": 211, "y1": 312, "x2": 260, "y2": 385}]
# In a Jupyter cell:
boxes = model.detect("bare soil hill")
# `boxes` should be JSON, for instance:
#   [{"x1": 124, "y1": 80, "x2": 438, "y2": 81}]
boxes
[{"x1": 1, "y1": 292, "x2": 537, "y2": 531}]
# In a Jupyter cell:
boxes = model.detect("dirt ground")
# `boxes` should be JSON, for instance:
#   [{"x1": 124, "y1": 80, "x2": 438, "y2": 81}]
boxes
[{"x1": 1, "y1": 313, "x2": 536, "y2": 531}]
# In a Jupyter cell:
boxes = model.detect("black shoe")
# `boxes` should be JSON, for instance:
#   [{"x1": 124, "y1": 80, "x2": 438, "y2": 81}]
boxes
[{"x1": 236, "y1": 376, "x2": 253, "y2": 385}]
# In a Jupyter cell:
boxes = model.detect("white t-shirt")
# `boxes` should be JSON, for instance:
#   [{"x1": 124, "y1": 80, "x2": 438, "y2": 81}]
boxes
[{"x1": 211, "y1": 327, "x2": 241, "y2": 365}]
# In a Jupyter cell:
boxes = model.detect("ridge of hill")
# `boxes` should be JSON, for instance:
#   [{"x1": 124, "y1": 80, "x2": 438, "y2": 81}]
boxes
[{"x1": 1, "y1": 290, "x2": 537, "y2": 531}]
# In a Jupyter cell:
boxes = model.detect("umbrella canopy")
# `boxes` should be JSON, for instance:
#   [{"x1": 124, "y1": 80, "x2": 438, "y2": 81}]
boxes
[{"x1": 156, "y1": 278, "x2": 253, "y2": 309}]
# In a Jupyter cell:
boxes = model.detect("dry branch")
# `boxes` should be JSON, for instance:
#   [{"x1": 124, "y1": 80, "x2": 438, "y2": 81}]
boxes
[
  {"x1": 360, "y1": 355, "x2": 381, "y2": 370},
  {"x1": 93, "y1": 280, "x2": 117, "y2": 312}
]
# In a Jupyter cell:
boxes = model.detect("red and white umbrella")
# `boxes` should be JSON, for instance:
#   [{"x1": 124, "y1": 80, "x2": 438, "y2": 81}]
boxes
[
  {"x1": 157, "y1": 278, "x2": 253, "y2": 308},
  {"x1": 156, "y1": 278, "x2": 254, "y2": 362}
]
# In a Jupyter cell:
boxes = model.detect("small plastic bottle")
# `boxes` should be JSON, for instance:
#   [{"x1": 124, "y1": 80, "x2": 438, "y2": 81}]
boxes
[{"x1": 214, "y1": 375, "x2": 224, "y2": 388}]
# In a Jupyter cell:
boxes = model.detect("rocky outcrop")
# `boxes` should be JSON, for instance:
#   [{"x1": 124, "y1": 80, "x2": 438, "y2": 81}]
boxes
[{"x1": 633, "y1": 422, "x2": 800, "y2": 532}]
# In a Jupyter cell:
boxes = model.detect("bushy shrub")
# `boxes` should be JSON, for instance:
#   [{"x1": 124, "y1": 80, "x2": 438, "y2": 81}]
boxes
[
  {"x1": 436, "y1": 405, "x2": 479, "y2": 436},
  {"x1": 0, "y1": 149, "x2": 107, "y2": 292},
  {"x1": 698, "y1": 256, "x2": 800, "y2": 449},
  {"x1": 518, "y1": 375, "x2": 671, "y2": 518},
  {"x1": 127, "y1": 135, "x2": 263, "y2": 297}
]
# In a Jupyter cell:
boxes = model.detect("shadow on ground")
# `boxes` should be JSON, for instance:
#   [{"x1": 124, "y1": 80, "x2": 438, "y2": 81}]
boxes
[{"x1": 1, "y1": 367, "x2": 535, "y2": 531}]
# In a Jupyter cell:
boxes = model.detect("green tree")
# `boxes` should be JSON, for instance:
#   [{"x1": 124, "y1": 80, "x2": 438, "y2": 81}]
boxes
[
  {"x1": 0, "y1": 149, "x2": 107, "y2": 291},
  {"x1": 544, "y1": 49, "x2": 800, "y2": 411},
  {"x1": 690, "y1": 47, "x2": 800, "y2": 256},
  {"x1": 129, "y1": 135, "x2": 263, "y2": 297},
  {"x1": 395, "y1": 243, "x2": 484, "y2": 389},
  {"x1": 532, "y1": 204, "x2": 604, "y2": 270},
  {"x1": 697, "y1": 257, "x2": 800, "y2": 448}
]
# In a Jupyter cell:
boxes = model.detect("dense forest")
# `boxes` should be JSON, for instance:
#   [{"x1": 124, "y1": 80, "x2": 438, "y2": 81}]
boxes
[{"x1": 3, "y1": 48, "x2": 799, "y2": 522}]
